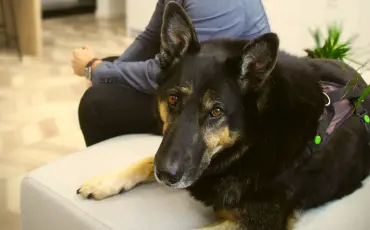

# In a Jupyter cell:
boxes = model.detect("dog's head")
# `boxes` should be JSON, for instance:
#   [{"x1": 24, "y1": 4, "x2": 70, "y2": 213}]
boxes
[{"x1": 153, "y1": 2, "x2": 279, "y2": 188}]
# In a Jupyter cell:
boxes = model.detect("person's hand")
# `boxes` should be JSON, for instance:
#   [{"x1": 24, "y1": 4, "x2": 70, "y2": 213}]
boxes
[
  {"x1": 87, "y1": 80, "x2": 93, "y2": 88},
  {"x1": 72, "y1": 45, "x2": 96, "y2": 76}
]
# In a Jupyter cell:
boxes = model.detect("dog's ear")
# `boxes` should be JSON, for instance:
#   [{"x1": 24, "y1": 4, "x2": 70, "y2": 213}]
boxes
[
  {"x1": 159, "y1": 2, "x2": 200, "y2": 68},
  {"x1": 238, "y1": 33, "x2": 279, "y2": 92}
]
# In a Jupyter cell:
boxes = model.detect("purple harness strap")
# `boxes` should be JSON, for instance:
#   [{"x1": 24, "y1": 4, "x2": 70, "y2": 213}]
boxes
[
  {"x1": 297, "y1": 80, "x2": 370, "y2": 165},
  {"x1": 320, "y1": 83, "x2": 354, "y2": 135}
]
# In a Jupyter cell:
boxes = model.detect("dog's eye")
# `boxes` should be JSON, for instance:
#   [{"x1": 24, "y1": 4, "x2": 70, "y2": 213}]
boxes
[
  {"x1": 210, "y1": 107, "x2": 223, "y2": 118},
  {"x1": 168, "y1": 95, "x2": 178, "y2": 106}
]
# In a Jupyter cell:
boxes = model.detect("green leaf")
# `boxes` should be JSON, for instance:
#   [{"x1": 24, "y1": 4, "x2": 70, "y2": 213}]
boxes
[
  {"x1": 309, "y1": 28, "x2": 322, "y2": 48},
  {"x1": 305, "y1": 23, "x2": 355, "y2": 60},
  {"x1": 314, "y1": 48, "x2": 324, "y2": 58},
  {"x1": 335, "y1": 43, "x2": 351, "y2": 51},
  {"x1": 328, "y1": 25, "x2": 340, "y2": 48},
  {"x1": 355, "y1": 85, "x2": 370, "y2": 108},
  {"x1": 304, "y1": 49, "x2": 316, "y2": 58},
  {"x1": 305, "y1": 24, "x2": 369, "y2": 108},
  {"x1": 332, "y1": 47, "x2": 350, "y2": 59},
  {"x1": 343, "y1": 60, "x2": 369, "y2": 105}
]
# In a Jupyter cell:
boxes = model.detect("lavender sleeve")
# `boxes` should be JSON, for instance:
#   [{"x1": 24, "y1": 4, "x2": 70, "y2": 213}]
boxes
[
  {"x1": 92, "y1": 57, "x2": 162, "y2": 94},
  {"x1": 92, "y1": 0, "x2": 271, "y2": 95},
  {"x1": 91, "y1": 0, "x2": 164, "y2": 94}
]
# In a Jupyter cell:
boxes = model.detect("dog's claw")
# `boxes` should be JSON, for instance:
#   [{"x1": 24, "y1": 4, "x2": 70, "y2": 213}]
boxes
[
  {"x1": 76, "y1": 188, "x2": 81, "y2": 194},
  {"x1": 87, "y1": 193, "x2": 94, "y2": 199},
  {"x1": 119, "y1": 188, "x2": 126, "y2": 194}
]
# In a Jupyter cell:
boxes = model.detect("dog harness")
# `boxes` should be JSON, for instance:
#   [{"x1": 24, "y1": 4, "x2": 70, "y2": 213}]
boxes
[{"x1": 307, "y1": 81, "x2": 370, "y2": 154}]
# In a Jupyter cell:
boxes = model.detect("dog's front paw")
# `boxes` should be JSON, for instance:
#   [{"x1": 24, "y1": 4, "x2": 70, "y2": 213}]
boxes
[
  {"x1": 77, "y1": 173, "x2": 133, "y2": 200},
  {"x1": 77, "y1": 156, "x2": 155, "y2": 200}
]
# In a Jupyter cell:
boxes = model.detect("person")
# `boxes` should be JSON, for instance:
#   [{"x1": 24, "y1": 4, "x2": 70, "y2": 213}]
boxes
[{"x1": 72, "y1": 0, "x2": 271, "y2": 147}]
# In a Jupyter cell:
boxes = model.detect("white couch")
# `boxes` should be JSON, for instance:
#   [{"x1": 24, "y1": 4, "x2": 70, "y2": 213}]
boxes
[{"x1": 20, "y1": 134, "x2": 370, "y2": 230}]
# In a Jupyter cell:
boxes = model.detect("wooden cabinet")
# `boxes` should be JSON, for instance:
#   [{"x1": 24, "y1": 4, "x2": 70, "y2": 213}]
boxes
[{"x1": 1, "y1": 0, "x2": 42, "y2": 57}]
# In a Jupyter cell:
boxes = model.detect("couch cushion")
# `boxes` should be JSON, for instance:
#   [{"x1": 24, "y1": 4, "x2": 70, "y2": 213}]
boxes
[
  {"x1": 20, "y1": 134, "x2": 216, "y2": 230},
  {"x1": 20, "y1": 134, "x2": 370, "y2": 230}
]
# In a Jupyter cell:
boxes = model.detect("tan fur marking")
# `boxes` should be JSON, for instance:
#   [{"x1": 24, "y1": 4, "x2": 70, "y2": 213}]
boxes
[
  {"x1": 219, "y1": 127, "x2": 240, "y2": 147},
  {"x1": 286, "y1": 216, "x2": 297, "y2": 230},
  {"x1": 286, "y1": 211, "x2": 302, "y2": 230},
  {"x1": 78, "y1": 156, "x2": 155, "y2": 200},
  {"x1": 194, "y1": 220, "x2": 239, "y2": 230},
  {"x1": 215, "y1": 210, "x2": 237, "y2": 222},
  {"x1": 204, "y1": 126, "x2": 240, "y2": 151},
  {"x1": 203, "y1": 90, "x2": 214, "y2": 110},
  {"x1": 179, "y1": 83, "x2": 192, "y2": 95},
  {"x1": 158, "y1": 100, "x2": 169, "y2": 134}
]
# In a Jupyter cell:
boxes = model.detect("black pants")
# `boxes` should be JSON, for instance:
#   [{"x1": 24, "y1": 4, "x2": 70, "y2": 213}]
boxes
[{"x1": 78, "y1": 57, "x2": 162, "y2": 147}]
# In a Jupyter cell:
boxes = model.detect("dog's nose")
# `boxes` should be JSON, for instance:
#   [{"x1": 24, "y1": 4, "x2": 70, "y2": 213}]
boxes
[{"x1": 156, "y1": 164, "x2": 183, "y2": 185}]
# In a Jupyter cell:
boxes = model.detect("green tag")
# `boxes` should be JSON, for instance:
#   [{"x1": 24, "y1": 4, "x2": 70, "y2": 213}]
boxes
[
  {"x1": 314, "y1": 135, "x2": 321, "y2": 145},
  {"x1": 364, "y1": 115, "x2": 370, "y2": 123}
]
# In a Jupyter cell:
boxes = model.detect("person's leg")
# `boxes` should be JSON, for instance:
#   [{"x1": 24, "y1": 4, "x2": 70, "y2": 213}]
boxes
[{"x1": 78, "y1": 84, "x2": 162, "y2": 147}]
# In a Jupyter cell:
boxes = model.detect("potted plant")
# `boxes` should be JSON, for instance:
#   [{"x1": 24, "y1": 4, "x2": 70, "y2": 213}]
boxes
[{"x1": 304, "y1": 24, "x2": 369, "y2": 107}]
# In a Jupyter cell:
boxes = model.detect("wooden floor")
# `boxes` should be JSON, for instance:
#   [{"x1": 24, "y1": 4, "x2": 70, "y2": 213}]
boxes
[{"x1": 0, "y1": 14, "x2": 131, "y2": 230}]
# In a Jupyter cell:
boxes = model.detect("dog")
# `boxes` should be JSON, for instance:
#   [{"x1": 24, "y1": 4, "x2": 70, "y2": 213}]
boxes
[{"x1": 77, "y1": 2, "x2": 370, "y2": 230}]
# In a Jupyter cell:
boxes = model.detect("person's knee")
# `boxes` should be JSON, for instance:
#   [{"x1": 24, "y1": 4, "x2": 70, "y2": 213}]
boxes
[
  {"x1": 78, "y1": 85, "x2": 162, "y2": 140},
  {"x1": 78, "y1": 86, "x2": 105, "y2": 129}
]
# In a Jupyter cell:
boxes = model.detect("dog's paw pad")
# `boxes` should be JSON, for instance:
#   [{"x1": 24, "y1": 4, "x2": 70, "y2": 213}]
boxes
[{"x1": 77, "y1": 174, "x2": 127, "y2": 200}]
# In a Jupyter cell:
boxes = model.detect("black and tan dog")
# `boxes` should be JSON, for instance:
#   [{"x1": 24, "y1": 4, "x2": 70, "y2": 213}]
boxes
[{"x1": 77, "y1": 2, "x2": 370, "y2": 230}]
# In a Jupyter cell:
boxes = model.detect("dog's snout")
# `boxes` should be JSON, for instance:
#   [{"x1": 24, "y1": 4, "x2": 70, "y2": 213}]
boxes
[{"x1": 155, "y1": 160, "x2": 184, "y2": 186}]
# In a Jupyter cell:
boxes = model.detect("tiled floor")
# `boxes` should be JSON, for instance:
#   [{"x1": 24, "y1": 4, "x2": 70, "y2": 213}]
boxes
[{"x1": 0, "y1": 14, "x2": 132, "y2": 230}]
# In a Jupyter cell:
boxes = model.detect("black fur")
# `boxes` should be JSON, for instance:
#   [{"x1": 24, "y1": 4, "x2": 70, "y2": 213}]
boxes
[{"x1": 153, "y1": 2, "x2": 370, "y2": 230}]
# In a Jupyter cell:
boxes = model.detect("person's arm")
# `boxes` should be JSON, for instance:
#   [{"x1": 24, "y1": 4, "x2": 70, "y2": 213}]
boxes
[
  {"x1": 118, "y1": 0, "x2": 165, "y2": 62},
  {"x1": 90, "y1": 0, "x2": 165, "y2": 94},
  {"x1": 91, "y1": 56, "x2": 161, "y2": 95},
  {"x1": 92, "y1": 0, "x2": 271, "y2": 94}
]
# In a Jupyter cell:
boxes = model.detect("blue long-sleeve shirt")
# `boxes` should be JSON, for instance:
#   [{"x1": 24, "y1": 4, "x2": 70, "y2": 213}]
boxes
[{"x1": 92, "y1": 0, "x2": 271, "y2": 94}]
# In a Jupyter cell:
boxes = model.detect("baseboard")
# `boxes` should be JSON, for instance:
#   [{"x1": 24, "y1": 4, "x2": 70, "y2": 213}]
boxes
[
  {"x1": 42, "y1": 3, "x2": 96, "y2": 19},
  {"x1": 95, "y1": 10, "x2": 124, "y2": 19}
]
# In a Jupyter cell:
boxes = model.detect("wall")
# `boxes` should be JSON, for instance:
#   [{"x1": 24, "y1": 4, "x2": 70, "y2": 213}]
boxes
[
  {"x1": 123, "y1": 0, "x2": 370, "y2": 80},
  {"x1": 125, "y1": 0, "x2": 156, "y2": 37},
  {"x1": 263, "y1": 0, "x2": 369, "y2": 55},
  {"x1": 124, "y1": 0, "x2": 370, "y2": 54},
  {"x1": 0, "y1": 0, "x2": 42, "y2": 57},
  {"x1": 95, "y1": 0, "x2": 125, "y2": 19},
  {"x1": 262, "y1": 0, "x2": 370, "y2": 80}
]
